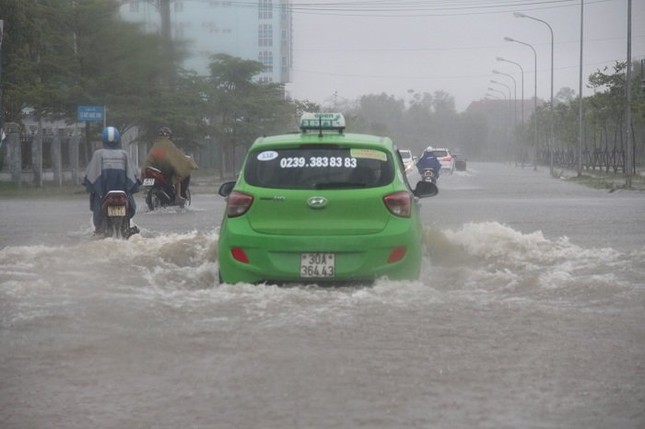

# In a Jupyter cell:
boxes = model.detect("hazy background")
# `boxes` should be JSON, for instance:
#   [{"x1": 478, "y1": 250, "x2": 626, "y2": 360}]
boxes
[{"x1": 285, "y1": 0, "x2": 645, "y2": 111}]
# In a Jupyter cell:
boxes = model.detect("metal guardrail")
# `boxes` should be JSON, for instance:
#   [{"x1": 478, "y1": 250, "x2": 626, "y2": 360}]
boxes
[{"x1": 537, "y1": 148, "x2": 640, "y2": 174}]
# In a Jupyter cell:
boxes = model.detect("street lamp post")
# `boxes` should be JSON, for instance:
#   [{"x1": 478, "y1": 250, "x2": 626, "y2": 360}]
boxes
[
  {"x1": 0, "y1": 20, "x2": 4, "y2": 137},
  {"x1": 493, "y1": 70, "x2": 519, "y2": 166},
  {"x1": 491, "y1": 80, "x2": 514, "y2": 163},
  {"x1": 491, "y1": 79, "x2": 513, "y2": 127},
  {"x1": 487, "y1": 87, "x2": 507, "y2": 101},
  {"x1": 497, "y1": 57, "x2": 525, "y2": 124},
  {"x1": 514, "y1": 12, "x2": 555, "y2": 175},
  {"x1": 505, "y1": 36, "x2": 538, "y2": 170},
  {"x1": 578, "y1": 1, "x2": 584, "y2": 176},
  {"x1": 492, "y1": 71, "x2": 517, "y2": 132},
  {"x1": 625, "y1": 0, "x2": 633, "y2": 188},
  {"x1": 488, "y1": 86, "x2": 510, "y2": 158}
]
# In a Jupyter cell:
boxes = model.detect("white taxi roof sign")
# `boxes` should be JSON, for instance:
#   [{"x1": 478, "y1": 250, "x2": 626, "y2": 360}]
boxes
[{"x1": 299, "y1": 112, "x2": 345, "y2": 133}]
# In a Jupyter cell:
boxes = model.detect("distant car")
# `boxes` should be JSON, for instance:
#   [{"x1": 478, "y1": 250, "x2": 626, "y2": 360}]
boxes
[
  {"x1": 217, "y1": 112, "x2": 438, "y2": 285},
  {"x1": 431, "y1": 148, "x2": 455, "y2": 174},
  {"x1": 399, "y1": 149, "x2": 415, "y2": 173},
  {"x1": 454, "y1": 153, "x2": 467, "y2": 171}
]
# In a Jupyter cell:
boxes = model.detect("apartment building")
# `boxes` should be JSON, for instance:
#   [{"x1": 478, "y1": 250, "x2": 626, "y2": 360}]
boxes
[{"x1": 120, "y1": 0, "x2": 292, "y2": 83}]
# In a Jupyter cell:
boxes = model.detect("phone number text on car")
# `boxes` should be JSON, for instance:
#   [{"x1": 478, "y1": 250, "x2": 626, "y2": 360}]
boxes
[{"x1": 280, "y1": 157, "x2": 358, "y2": 169}]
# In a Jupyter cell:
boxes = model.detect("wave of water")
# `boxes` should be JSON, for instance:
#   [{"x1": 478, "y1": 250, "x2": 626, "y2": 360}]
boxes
[{"x1": 1, "y1": 221, "x2": 643, "y2": 330}]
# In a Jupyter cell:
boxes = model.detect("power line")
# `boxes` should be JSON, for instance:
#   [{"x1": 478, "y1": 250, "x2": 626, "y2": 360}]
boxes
[
  {"x1": 293, "y1": 35, "x2": 645, "y2": 53},
  {"x1": 222, "y1": 0, "x2": 613, "y2": 17},
  {"x1": 290, "y1": 56, "x2": 645, "y2": 81}
]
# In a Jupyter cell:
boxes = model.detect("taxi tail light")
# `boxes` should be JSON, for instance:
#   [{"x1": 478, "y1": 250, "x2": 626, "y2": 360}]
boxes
[
  {"x1": 226, "y1": 192, "x2": 254, "y2": 217},
  {"x1": 383, "y1": 192, "x2": 412, "y2": 217},
  {"x1": 231, "y1": 247, "x2": 249, "y2": 263},
  {"x1": 387, "y1": 246, "x2": 407, "y2": 263}
]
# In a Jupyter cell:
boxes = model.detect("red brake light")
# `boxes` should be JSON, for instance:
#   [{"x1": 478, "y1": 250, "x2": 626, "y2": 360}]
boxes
[
  {"x1": 231, "y1": 247, "x2": 249, "y2": 263},
  {"x1": 387, "y1": 246, "x2": 407, "y2": 263},
  {"x1": 226, "y1": 191, "x2": 254, "y2": 217},
  {"x1": 383, "y1": 191, "x2": 412, "y2": 217}
]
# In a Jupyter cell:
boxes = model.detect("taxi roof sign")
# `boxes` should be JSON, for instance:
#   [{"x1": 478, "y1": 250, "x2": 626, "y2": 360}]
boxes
[{"x1": 299, "y1": 112, "x2": 345, "y2": 134}]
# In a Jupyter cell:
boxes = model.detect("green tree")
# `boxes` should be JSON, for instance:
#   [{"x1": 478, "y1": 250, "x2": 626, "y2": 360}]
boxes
[
  {"x1": 0, "y1": 0, "x2": 199, "y2": 157},
  {"x1": 206, "y1": 54, "x2": 295, "y2": 178},
  {"x1": 404, "y1": 92, "x2": 434, "y2": 153},
  {"x1": 350, "y1": 93, "x2": 404, "y2": 137}
]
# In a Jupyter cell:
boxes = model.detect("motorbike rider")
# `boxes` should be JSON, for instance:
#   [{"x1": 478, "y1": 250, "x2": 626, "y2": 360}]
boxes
[
  {"x1": 142, "y1": 127, "x2": 198, "y2": 205},
  {"x1": 416, "y1": 146, "x2": 442, "y2": 179},
  {"x1": 84, "y1": 126, "x2": 140, "y2": 235}
]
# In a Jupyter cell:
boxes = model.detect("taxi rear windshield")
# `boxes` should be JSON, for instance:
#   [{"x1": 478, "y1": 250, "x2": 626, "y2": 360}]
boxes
[{"x1": 245, "y1": 147, "x2": 394, "y2": 189}]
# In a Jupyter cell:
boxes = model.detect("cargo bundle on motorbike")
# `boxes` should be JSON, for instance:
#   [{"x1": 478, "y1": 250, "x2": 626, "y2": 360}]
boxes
[{"x1": 142, "y1": 127, "x2": 198, "y2": 210}]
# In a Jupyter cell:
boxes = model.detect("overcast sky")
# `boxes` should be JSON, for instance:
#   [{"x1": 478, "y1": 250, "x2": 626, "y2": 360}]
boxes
[{"x1": 284, "y1": 0, "x2": 645, "y2": 112}]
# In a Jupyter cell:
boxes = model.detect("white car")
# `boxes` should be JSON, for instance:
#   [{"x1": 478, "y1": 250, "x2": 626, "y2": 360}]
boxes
[
  {"x1": 431, "y1": 147, "x2": 455, "y2": 174},
  {"x1": 399, "y1": 149, "x2": 416, "y2": 173}
]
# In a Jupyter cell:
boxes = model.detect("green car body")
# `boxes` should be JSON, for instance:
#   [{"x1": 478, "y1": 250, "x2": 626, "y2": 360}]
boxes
[{"x1": 217, "y1": 113, "x2": 437, "y2": 285}]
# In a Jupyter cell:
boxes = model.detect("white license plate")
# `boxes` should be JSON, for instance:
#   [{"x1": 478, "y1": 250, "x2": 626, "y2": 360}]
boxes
[
  {"x1": 143, "y1": 178, "x2": 155, "y2": 186},
  {"x1": 300, "y1": 253, "x2": 335, "y2": 278},
  {"x1": 107, "y1": 205, "x2": 126, "y2": 217}
]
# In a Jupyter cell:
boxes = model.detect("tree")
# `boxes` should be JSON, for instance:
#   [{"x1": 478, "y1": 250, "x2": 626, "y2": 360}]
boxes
[
  {"x1": 206, "y1": 54, "x2": 295, "y2": 178},
  {"x1": 0, "y1": 0, "x2": 198, "y2": 156},
  {"x1": 350, "y1": 93, "x2": 404, "y2": 137},
  {"x1": 556, "y1": 87, "x2": 576, "y2": 104}
]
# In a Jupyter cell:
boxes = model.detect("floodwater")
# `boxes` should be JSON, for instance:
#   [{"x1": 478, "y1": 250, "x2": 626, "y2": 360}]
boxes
[{"x1": 1, "y1": 162, "x2": 643, "y2": 429}]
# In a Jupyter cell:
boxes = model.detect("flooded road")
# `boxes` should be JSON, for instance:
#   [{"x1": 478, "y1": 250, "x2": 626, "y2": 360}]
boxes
[{"x1": 1, "y1": 162, "x2": 644, "y2": 428}]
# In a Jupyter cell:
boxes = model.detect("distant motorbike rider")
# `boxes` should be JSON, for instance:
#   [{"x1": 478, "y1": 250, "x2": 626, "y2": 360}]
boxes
[
  {"x1": 416, "y1": 146, "x2": 442, "y2": 179},
  {"x1": 84, "y1": 126, "x2": 140, "y2": 234},
  {"x1": 142, "y1": 127, "x2": 198, "y2": 205}
]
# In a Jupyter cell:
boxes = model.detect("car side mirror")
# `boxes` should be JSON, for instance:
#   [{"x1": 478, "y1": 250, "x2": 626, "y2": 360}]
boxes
[
  {"x1": 218, "y1": 181, "x2": 236, "y2": 197},
  {"x1": 413, "y1": 180, "x2": 438, "y2": 198}
]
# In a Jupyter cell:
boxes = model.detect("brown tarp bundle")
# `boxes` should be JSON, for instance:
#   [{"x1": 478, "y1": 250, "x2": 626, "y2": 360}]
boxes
[{"x1": 143, "y1": 137, "x2": 198, "y2": 182}]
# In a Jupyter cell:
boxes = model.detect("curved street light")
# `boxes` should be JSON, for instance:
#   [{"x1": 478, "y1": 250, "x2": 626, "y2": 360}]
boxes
[
  {"x1": 493, "y1": 71, "x2": 519, "y2": 165},
  {"x1": 496, "y1": 57, "x2": 525, "y2": 123},
  {"x1": 487, "y1": 86, "x2": 510, "y2": 152},
  {"x1": 505, "y1": 36, "x2": 538, "y2": 170},
  {"x1": 493, "y1": 70, "x2": 517, "y2": 130},
  {"x1": 487, "y1": 86, "x2": 506, "y2": 100},
  {"x1": 491, "y1": 79, "x2": 514, "y2": 155},
  {"x1": 490, "y1": 79, "x2": 512, "y2": 104},
  {"x1": 491, "y1": 78, "x2": 513, "y2": 129},
  {"x1": 514, "y1": 12, "x2": 555, "y2": 175}
]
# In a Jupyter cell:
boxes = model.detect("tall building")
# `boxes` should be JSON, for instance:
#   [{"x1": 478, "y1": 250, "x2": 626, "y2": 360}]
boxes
[{"x1": 119, "y1": 0, "x2": 292, "y2": 83}]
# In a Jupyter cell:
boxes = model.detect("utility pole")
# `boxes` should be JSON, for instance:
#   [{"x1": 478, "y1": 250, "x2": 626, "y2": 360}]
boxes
[
  {"x1": 0, "y1": 20, "x2": 4, "y2": 139},
  {"x1": 157, "y1": 0, "x2": 175, "y2": 87},
  {"x1": 625, "y1": 0, "x2": 633, "y2": 188},
  {"x1": 577, "y1": 1, "x2": 584, "y2": 176},
  {"x1": 159, "y1": 0, "x2": 172, "y2": 42}
]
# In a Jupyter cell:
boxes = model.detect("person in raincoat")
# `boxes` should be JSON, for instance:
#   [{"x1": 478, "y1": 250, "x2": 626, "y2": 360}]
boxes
[
  {"x1": 84, "y1": 126, "x2": 140, "y2": 234},
  {"x1": 142, "y1": 127, "x2": 198, "y2": 205},
  {"x1": 416, "y1": 146, "x2": 442, "y2": 179}
]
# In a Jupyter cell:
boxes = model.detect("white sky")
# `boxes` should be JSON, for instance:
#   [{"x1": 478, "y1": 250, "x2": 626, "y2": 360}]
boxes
[{"x1": 284, "y1": 0, "x2": 645, "y2": 112}]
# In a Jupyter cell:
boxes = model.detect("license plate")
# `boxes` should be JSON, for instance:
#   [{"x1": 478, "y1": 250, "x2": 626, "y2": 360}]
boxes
[
  {"x1": 300, "y1": 253, "x2": 335, "y2": 278},
  {"x1": 107, "y1": 205, "x2": 126, "y2": 217},
  {"x1": 143, "y1": 178, "x2": 155, "y2": 186}
]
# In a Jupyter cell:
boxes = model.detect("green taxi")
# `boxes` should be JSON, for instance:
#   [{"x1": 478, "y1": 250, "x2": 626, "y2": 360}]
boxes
[{"x1": 217, "y1": 113, "x2": 438, "y2": 284}]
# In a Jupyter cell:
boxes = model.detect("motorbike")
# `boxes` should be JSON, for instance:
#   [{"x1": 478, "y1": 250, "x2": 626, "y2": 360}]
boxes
[
  {"x1": 142, "y1": 166, "x2": 191, "y2": 210},
  {"x1": 100, "y1": 190, "x2": 137, "y2": 239},
  {"x1": 421, "y1": 168, "x2": 438, "y2": 184}
]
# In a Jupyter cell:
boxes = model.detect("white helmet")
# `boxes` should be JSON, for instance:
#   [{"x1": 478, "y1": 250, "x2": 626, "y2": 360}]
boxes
[{"x1": 426, "y1": 146, "x2": 434, "y2": 152}]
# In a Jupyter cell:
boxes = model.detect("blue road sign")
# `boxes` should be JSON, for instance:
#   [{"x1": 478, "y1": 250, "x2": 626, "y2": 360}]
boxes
[{"x1": 77, "y1": 105, "x2": 104, "y2": 122}]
